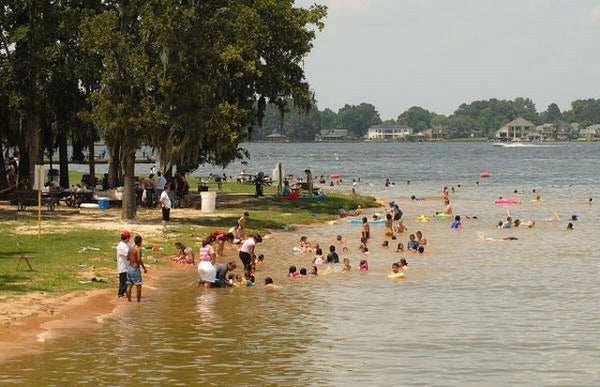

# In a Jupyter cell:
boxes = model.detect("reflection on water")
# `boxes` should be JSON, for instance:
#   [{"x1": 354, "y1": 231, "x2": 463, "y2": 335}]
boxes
[{"x1": 1, "y1": 143, "x2": 600, "y2": 385}]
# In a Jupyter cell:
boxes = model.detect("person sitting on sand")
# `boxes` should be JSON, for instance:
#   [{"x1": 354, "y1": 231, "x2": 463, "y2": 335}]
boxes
[
  {"x1": 354, "y1": 204, "x2": 363, "y2": 215},
  {"x1": 173, "y1": 242, "x2": 194, "y2": 264},
  {"x1": 227, "y1": 223, "x2": 242, "y2": 244},
  {"x1": 264, "y1": 277, "x2": 279, "y2": 289},
  {"x1": 342, "y1": 258, "x2": 351, "y2": 271}
]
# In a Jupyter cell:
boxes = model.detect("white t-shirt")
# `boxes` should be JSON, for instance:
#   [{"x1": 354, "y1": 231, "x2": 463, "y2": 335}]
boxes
[
  {"x1": 117, "y1": 241, "x2": 130, "y2": 273},
  {"x1": 155, "y1": 175, "x2": 167, "y2": 190},
  {"x1": 160, "y1": 190, "x2": 172, "y2": 209},
  {"x1": 240, "y1": 238, "x2": 255, "y2": 254}
]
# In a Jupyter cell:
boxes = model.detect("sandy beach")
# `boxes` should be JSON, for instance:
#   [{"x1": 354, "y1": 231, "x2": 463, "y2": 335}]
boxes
[
  {"x1": 0, "y1": 194, "x2": 250, "y2": 362},
  {"x1": 0, "y1": 257, "x2": 194, "y2": 362}
]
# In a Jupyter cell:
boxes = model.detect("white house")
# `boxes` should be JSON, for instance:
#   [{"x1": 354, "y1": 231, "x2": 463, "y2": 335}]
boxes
[{"x1": 366, "y1": 123, "x2": 413, "y2": 140}]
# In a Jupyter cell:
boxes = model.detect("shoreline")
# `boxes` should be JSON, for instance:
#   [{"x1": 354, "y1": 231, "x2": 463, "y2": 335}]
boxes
[
  {"x1": 0, "y1": 193, "x2": 380, "y2": 363},
  {"x1": 0, "y1": 259, "x2": 190, "y2": 362}
]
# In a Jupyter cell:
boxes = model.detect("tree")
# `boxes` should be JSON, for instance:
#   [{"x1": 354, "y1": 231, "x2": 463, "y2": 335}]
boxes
[
  {"x1": 83, "y1": 0, "x2": 326, "y2": 219},
  {"x1": 337, "y1": 103, "x2": 381, "y2": 138},
  {"x1": 396, "y1": 106, "x2": 433, "y2": 130},
  {"x1": 540, "y1": 103, "x2": 562, "y2": 123},
  {"x1": 319, "y1": 108, "x2": 338, "y2": 130}
]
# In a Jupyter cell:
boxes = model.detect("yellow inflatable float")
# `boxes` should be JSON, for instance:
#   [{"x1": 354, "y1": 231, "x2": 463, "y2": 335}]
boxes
[
  {"x1": 416, "y1": 215, "x2": 431, "y2": 222},
  {"x1": 388, "y1": 272, "x2": 405, "y2": 279}
]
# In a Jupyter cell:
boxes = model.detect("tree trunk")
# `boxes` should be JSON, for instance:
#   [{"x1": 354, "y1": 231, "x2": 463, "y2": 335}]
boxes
[
  {"x1": 0, "y1": 143, "x2": 7, "y2": 191},
  {"x1": 88, "y1": 126, "x2": 96, "y2": 189},
  {"x1": 107, "y1": 140, "x2": 122, "y2": 187},
  {"x1": 58, "y1": 129, "x2": 69, "y2": 188},
  {"x1": 71, "y1": 135, "x2": 84, "y2": 162},
  {"x1": 121, "y1": 148, "x2": 137, "y2": 220},
  {"x1": 25, "y1": 116, "x2": 42, "y2": 189}
]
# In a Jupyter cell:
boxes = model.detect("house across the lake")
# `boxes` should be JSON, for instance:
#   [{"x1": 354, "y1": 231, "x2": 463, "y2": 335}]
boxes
[
  {"x1": 315, "y1": 129, "x2": 349, "y2": 141},
  {"x1": 366, "y1": 123, "x2": 413, "y2": 140}
]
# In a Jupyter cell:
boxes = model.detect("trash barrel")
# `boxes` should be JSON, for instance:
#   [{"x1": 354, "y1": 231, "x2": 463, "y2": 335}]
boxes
[
  {"x1": 98, "y1": 198, "x2": 110, "y2": 209},
  {"x1": 200, "y1": 191, "x2": 216, "y2": 213}
]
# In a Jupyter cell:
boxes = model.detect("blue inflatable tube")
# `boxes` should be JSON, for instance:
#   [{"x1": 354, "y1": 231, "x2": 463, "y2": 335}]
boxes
[
  {"x1": 347, "y1": 218, "x2": 384, "y2": 224},
  {"x1": 298, "y1": 194, "x2": 327, "y2": 200}
]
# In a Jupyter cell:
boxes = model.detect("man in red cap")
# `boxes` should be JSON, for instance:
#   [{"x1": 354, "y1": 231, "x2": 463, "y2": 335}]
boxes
[{"x1": 117, "y1": 230, "x2": 131, "y2": 298}]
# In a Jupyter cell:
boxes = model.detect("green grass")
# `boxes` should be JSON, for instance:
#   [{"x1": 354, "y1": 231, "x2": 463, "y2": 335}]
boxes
[{"x1": 1, "y1": 226, "x2": 171, "y2": 297}]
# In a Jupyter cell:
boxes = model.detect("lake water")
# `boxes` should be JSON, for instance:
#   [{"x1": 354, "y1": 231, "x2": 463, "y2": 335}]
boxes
[{"x1": 2, "y1": 142, "x2": 600, "y2": 385}]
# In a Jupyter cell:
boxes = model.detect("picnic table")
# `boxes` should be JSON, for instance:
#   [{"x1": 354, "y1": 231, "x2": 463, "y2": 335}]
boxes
[{"x1": 11, "y1": 190, "x2": 94, "y2": 211}]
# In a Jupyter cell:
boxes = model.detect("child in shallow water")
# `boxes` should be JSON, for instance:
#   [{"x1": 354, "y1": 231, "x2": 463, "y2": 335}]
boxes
[
  {"x1": 342, "y1": 258, "x2": 351, "y2": 271},
  {"x1": 313, "y1": 248, "x2": 325, "y2": 265},
  {"x1": 361, "y1": 217, "x2": 370, "y2": 239},
  {"x1": 388, "y1": 262, "x2": 404, "y2": 278},
  {"x1": 407, "y1": 234, "x2": 419, "y2": 251},
  {"x1": 359, "y1": 237, "x2": 368, "y2": 253},
  {"x1": 287, "y1": 265, "x2": 299, "y2": 277},
  {"x1": 359, "y1": 259, "x2": 369, "y2": 271}
]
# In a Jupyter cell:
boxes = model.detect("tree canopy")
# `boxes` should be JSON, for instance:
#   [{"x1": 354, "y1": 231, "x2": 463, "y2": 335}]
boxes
[{"x1": 1, "y1": 0, "x2": 327, "y2": 218}]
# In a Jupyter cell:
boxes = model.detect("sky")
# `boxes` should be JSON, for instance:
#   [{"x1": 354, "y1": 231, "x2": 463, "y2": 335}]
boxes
[{"x1": 295, "y1": 0, "x2": 600, "y2": 120}]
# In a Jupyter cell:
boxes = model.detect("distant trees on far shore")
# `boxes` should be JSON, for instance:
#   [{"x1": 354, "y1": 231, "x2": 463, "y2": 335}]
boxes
[{"x1": 254, "y1": 97, "x2": 600, "y2": 141}]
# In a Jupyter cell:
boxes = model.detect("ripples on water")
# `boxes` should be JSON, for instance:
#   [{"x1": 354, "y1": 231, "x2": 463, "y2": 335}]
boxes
[{"x1": 2, "y1": 143, "x2": 600, "y2": 385}]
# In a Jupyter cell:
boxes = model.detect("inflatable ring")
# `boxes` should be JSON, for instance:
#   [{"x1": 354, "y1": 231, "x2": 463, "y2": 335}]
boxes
[
  {"x1": 330, "y1": 174, "x2": 340, "y2": 179},
  {"x1": 530, "y1": 199, "x2": 543, "y2": 203},
  {"x1": 388, "y1": 272, "x2": 405, "y2": 279},
  {"x1": 416, "y1": 215, "x2": 431, "y2": 222},
  {"x1": 480, "y1": 172, "x2": 490, "y2": 178},
  {"x1": 495, "y1": 198, "x2": 520, "y2": 204},
  {"x1": 435, "y1": 213, "x2": 453, "y2": 219}
]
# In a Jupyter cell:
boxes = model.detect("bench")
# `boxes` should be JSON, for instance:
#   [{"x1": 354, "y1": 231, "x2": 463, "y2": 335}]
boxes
[
  {"x1": 11, "y1": 191, "x2": 63, "y2": 212},
  {"x1": 16, "y1": 242, "x2": 34, "y2": 271}
]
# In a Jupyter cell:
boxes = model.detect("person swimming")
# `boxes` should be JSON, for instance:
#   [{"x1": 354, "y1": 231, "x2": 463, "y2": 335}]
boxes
[{"x1": 359, "y1": 259, "x2": 368, "y2": 271}]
